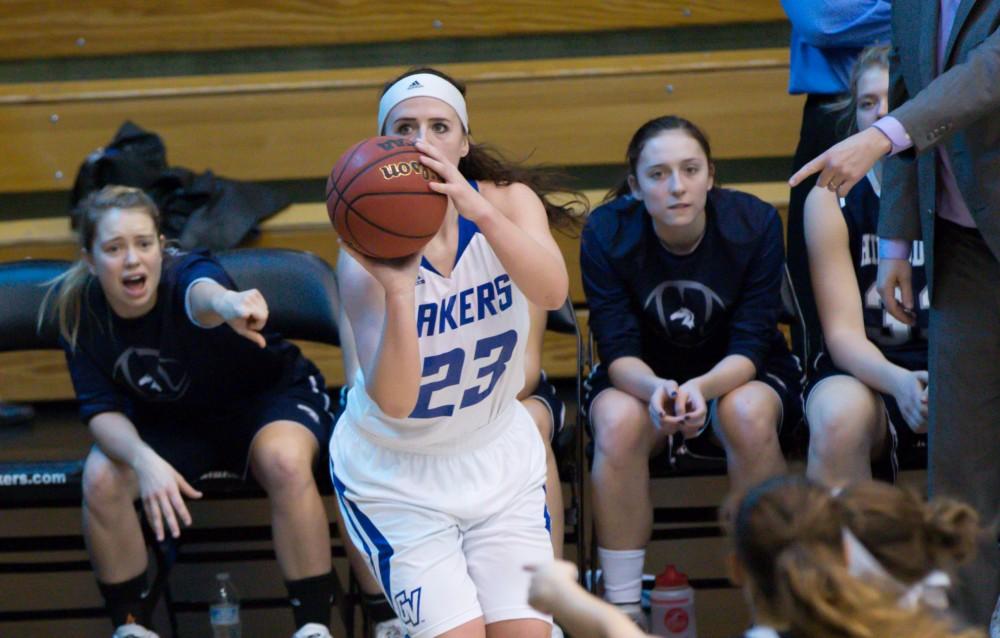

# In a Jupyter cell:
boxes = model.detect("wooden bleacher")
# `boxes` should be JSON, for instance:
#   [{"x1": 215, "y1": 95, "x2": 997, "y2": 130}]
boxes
[
  {"x1": 0, "y1": 1, "x2": 785, "y2": 60},
  {"x1": 0, "y1": 49, "x2": 800, "y2": 194}
]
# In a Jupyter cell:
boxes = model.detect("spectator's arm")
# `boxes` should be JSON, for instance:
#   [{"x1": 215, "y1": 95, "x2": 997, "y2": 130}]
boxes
[{"x1": 781, "y1": 0, "x2": 892, "y2": 48}]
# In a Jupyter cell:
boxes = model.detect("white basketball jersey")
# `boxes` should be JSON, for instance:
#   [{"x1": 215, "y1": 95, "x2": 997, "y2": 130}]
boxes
[{"x1": 345, "y1": 213, "x2": 529, "y2": 453}]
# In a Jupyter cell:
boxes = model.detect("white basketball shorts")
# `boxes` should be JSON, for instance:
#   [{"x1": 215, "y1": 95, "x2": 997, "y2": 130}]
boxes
[{"x1": 329, "y1": 402, "x2": 554, "y2": 637}]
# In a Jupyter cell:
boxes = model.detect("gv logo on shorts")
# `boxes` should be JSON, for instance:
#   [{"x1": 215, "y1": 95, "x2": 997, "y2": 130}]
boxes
[{"x1": 394, "y1": 587, "x2": 423, "y2": 627}]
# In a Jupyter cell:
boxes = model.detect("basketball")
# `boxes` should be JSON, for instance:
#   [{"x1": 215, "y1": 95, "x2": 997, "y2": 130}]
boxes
[{"x1": 326, "y1": 136, "x2": 448, "y2": 259}]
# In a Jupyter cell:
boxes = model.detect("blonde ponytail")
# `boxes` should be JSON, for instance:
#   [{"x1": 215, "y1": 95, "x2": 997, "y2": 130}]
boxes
[{"x1": 37, "y1": 261, "x2": 94, "y2": 350}]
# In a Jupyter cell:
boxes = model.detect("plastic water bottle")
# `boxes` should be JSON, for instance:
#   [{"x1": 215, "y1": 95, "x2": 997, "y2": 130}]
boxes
[
  {"x1": 650, "y1": 564, "x2": 696, "y2": 638},
  {"x1": 210, "y1": 572, "x2": 241, "y2": 638}
]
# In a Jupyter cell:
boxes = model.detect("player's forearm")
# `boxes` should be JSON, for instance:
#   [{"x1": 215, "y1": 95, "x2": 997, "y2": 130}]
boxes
[
  {"x1": 476, "y1": 211, "x2": 568, "y2": 310},
  {"x1": 367, "y1": 290, "x2": 422, "y2": 418},
  {"x1": 187, "y1": 279, "x2": 230, "y2": 327},
  {"x1": 548, "y1": 584, "x2": 649, "y2": 638},
  {"x1": 826, "y1": 330, "x2": 908, "y2": 396},
  {"x1": 88, "y1": 412, "x2": 154, "y2": 469},
  {"x1": 689, "y1": 354, "x2": 756, "y2": 401},
  {"x1": 608, "y1": 357, "x2": 667, "y2": 402}
]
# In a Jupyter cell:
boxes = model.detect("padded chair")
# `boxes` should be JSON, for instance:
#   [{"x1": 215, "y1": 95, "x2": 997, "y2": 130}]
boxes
[
  {"x1": 0, "y1": 249, "x2": 353, "y2": 636},
  {"x1": 545, "y1": 299, "x2": 587, "y2": 577}
]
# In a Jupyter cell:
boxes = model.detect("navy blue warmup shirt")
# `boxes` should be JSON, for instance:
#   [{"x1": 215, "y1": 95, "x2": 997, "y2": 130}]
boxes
[
  {"x1": 581, "y1": 188, "x2": 795, "y2": 383},
  {"x1": 63, "y1": 250, "x2": 317, "y2": 426}
]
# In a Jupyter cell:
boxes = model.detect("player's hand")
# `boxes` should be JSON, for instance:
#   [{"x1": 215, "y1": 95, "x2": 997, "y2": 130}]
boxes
[
  {"x1": 215, "y1": 289, "x2": 269, "y2": 348},
  {"x1": 415, "y1": 139, "x2": 493, "y2": 222},
  {"x1": 649, "y1": 379, "x2": 683, "y2": 435},
  {"x1": 789, "y1": 127, "x2": 892, "y2": 197},
  {"x1": 132, "y1": 448, "x2": 202, "y2": 541},
  {"x1": 877, "y1": 258, "x2": 917, "y2": 326},
  {"x1": 339, "y1": 240, "x2": 423, "y2": 297},
  {"x1": 893, "y1": 368, "x2": 929, "y2": 433},
  {"x1": 675, "y1": 380, "x2": 708, "y2": 439},
  {"x1": 525, "y1": 560, "x2": 580, "y2": 615}
]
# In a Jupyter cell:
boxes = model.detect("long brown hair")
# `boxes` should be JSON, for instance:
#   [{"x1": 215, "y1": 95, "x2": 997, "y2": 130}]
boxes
[
  {"x1": 380, "y1": 66, "x2": 587, "y2": 234},
  {"x1": 39, "y1": 185, "x2": 161, "y2": 349},
  {"x1": 727, "y1": 475, "x2": 984, "y2": 638},
  {"x1": 836, "y1": 481, "x2": 979, "y2": 586}
]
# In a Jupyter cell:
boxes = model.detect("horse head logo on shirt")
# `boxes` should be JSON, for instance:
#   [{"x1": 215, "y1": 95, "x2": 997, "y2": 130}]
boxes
[
  {"x1": 113, "y1": 347, "x2": 191, "y2": 401},
  {"x1": 644, "y1": 280, "x2": 726, "y2": 346}
]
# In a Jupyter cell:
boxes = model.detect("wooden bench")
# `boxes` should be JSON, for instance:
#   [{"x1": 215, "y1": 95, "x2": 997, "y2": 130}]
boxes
[
  {"x1": 0, "y1": 0, "x2": 785, "y2": 60},
  {"x1": 0, "y1": 49, "x2": 801, "y2": 194}
]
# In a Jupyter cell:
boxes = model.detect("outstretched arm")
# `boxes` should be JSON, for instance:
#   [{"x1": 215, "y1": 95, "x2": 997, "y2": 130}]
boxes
[
  {"x1": 187, "y1": 279, "x2": 269, "y2": 348},
  {"x1": 527, "y1": 560, "x2": 651, "y2": 638},
  {"x1": 790, "y1": 28, "x2": 1000, "y2": 194}
]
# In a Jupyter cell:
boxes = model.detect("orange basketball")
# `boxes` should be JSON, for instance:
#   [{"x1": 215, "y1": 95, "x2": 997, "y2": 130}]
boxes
[{"x1": 326, "y1": 136, "x2": 448, "y2": 259}]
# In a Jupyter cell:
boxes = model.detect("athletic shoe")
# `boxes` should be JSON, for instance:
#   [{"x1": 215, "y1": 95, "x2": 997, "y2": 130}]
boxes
[
  {"x1": 614, "y1": 602, "x2": 650, "y2": 632},
  {"x1": 372, "y1": 617, "x2": 406, "y2": 638},
  {"x1": 292, "y1": 623, "x2": 333, "y2": 638},
  {"x1": 112, "y1": 624, "x2": 159, "y2": 638}
]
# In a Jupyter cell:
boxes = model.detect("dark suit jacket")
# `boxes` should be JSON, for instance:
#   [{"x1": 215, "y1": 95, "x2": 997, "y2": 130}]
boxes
[{"x1": 878, "y1": 0, "x2": 1000, "y2": 296}]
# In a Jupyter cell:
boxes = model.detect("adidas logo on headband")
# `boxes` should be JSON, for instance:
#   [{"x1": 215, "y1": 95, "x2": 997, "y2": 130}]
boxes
[{"x1": 378, "y1": 72, "x2": 470, "y2": 134}]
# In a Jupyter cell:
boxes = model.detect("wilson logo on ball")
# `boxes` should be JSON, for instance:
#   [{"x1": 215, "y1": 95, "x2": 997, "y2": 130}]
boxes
[{"x1": 379, "y1": 160, "x2": 435, "y2": 181}]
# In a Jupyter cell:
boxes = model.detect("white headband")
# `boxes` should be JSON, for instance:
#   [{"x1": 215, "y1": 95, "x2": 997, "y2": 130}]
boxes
[
  {"x1": 377, "y1": 73, "x2": 469, "y2": 135},
  {"x1": 842, "y1": 527, "x2": 951, "y2": 611}
]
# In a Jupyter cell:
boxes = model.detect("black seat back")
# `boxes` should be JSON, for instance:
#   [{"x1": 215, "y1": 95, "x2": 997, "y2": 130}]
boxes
[
  {"x1": 0, "y1": 250, "x2": 340, "y2": 355},
  {"x1": 0, "y1": 259, "x2": 70, "y2": 352},
  {"x1": 217, "y1": 248, "x2": 339, "y2": 346}
]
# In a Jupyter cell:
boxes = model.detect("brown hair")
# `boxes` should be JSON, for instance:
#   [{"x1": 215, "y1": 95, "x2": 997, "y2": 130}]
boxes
[
  {"x1": 827, "y1": 45, "x2": 891, "y2": 137},
  {"x1": 380, "y1": 66, "x2": 587, "y2": 234},
  {"x1": 837, "y1": 481, "x2": 979, "y2": 585},
  {"x1": 608, "y1": 114, "x2": 715, "y2": 202},
  {"x1": 727, "y1": 475, "x2": 984, "y2": 638},
  {"x1": 39, "y1": 185, "x2": 161, "y2": 349}
]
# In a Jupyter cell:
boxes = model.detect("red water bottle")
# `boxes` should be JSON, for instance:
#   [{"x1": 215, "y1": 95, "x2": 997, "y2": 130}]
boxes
[{"x1": 649, "y1": 565, "x2": 696, "y2": 638}]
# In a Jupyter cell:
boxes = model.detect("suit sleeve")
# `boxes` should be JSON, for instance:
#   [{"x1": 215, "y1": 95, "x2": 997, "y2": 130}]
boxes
[
  {"x1": 726, "y1": 211, "x2": 785, "y2": 374},
  {"x1": 580, "y1": 222, "x2": 642, "y2": 366},
  {"x1": 891, "y1": 26, "x2": 1000, "y2": 153},
  {"x1": 878, "y1": 43, "x2": 923, "y2": 242}
]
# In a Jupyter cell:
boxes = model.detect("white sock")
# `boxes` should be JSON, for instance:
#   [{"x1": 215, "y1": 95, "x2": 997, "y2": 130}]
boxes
[{"x1": 598, "y1": 547, "x2": 645, "y2": 604}]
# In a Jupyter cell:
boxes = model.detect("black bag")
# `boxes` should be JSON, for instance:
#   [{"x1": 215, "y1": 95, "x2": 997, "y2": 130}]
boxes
[{"x1": 70, "y1": 121, "x2": 290, "y2": 251}]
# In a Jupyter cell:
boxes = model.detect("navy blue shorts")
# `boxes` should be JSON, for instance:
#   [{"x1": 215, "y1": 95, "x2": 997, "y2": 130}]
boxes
[
  {"x1": 137, "y1": 373, "x2": 335, "y2": 483},
  {"x1": 805, "y1": 354, "x2": 927, "y2": 482},
  {"x1": 523, "y1": 371, "x2": 566, "y2": 442}
]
